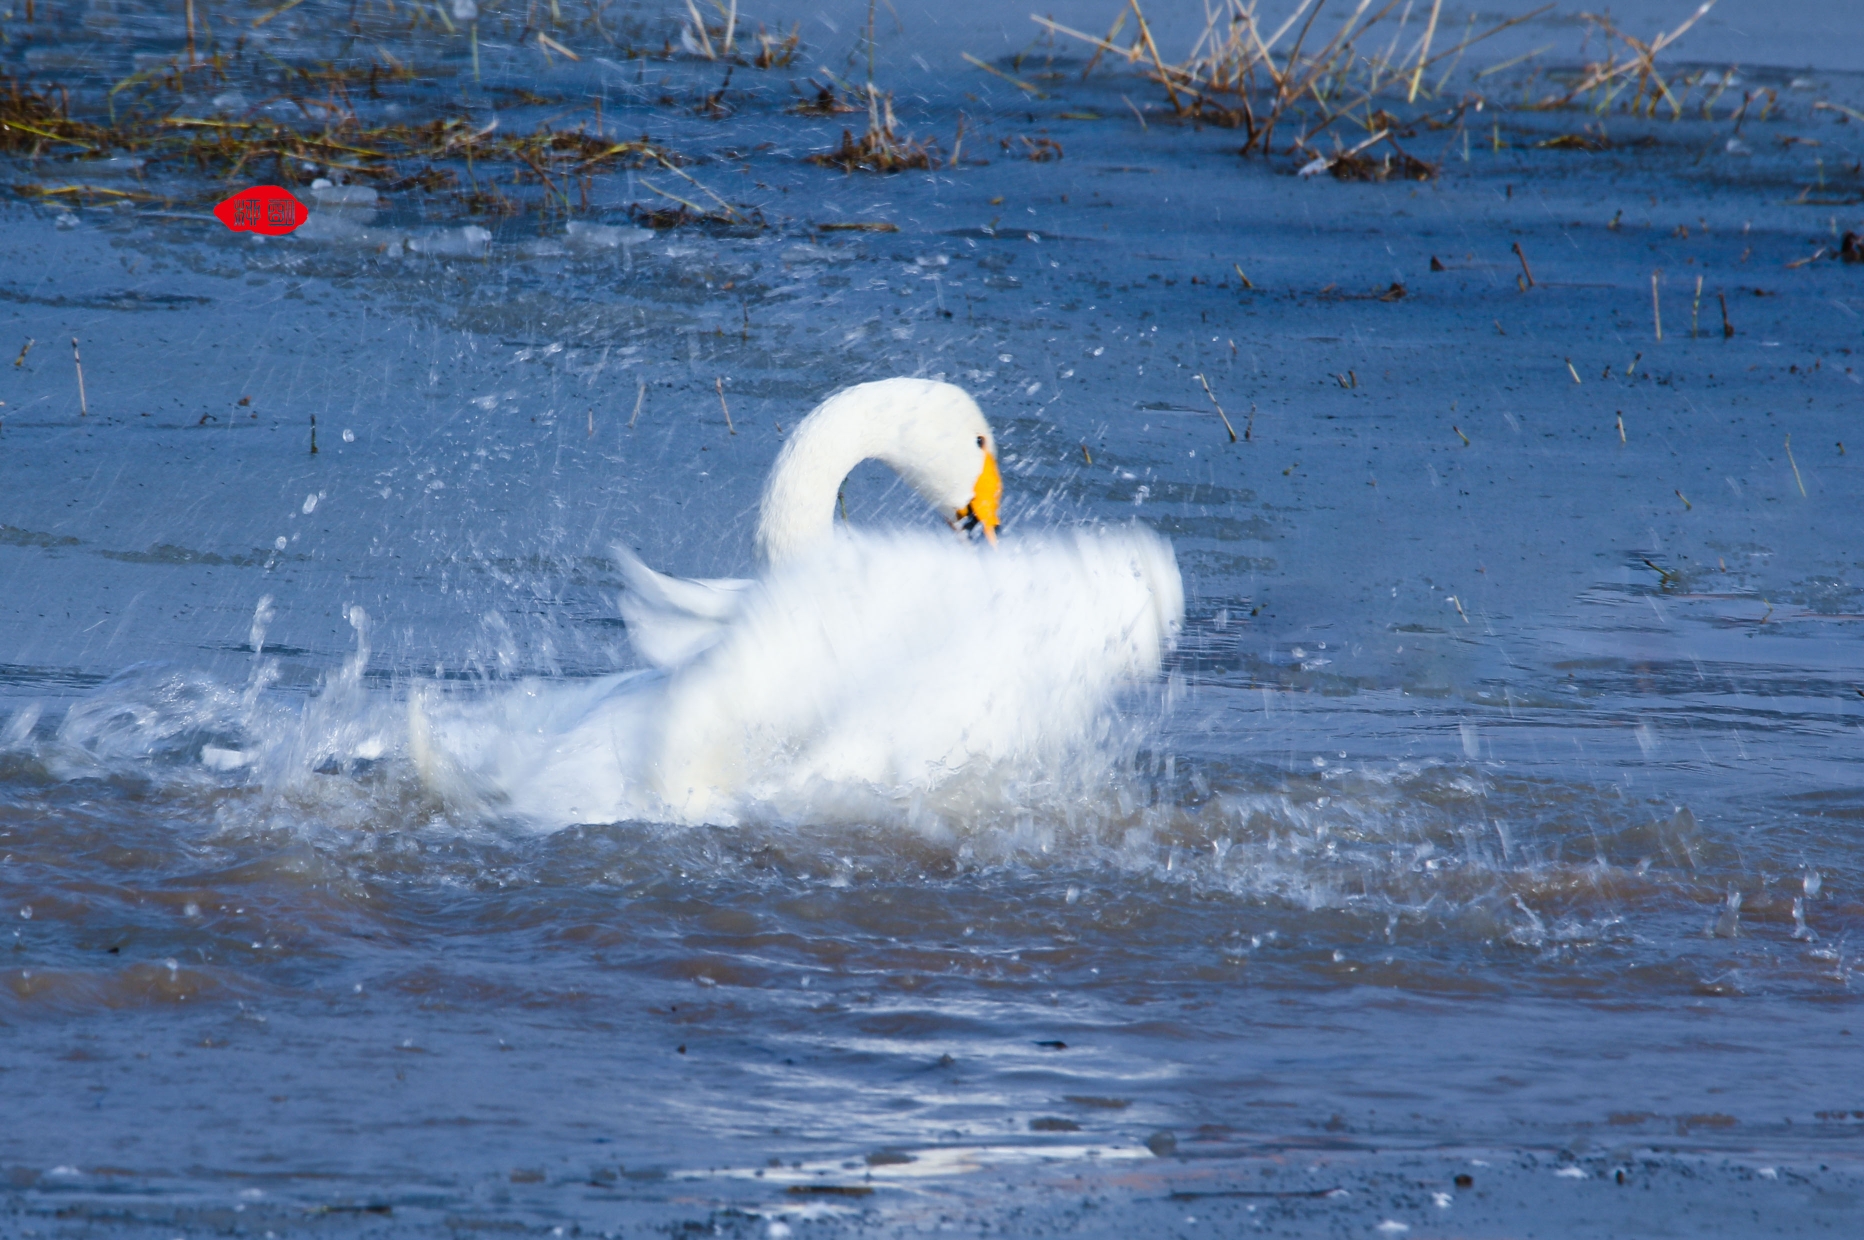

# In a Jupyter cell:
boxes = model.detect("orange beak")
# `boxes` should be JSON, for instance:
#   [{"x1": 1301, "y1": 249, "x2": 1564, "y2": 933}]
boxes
[{"x1": 958, "y1": 450, "x2": 1001, "y2": 544}]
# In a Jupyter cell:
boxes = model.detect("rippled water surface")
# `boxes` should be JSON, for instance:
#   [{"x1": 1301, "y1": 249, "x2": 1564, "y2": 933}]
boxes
[{"x1": 3, "y1": 0, "x2": 1863, "y2": 1234}]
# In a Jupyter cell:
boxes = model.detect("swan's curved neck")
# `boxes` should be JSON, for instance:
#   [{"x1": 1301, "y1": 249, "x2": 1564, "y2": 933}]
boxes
[{"x1": 755, "y1": 394, "x2": 896, "y2": 565}]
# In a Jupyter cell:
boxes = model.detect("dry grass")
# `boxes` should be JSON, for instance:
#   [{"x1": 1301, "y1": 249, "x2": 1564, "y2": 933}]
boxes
[
  {"x1": 1328, "y1": 143, "x2": 1431, "y2": 181},
  {"x1": 1539, "y1": 4, "x2": 1720, "y2": 116},
  {"x1": 1038, "y1": 0, "x2": 1554, "y2": 164},
  {"x1": 1, "y1": 59, "x2": 764, "y2": 228},
  {"x1": 0, "y1": 0, "x2": 818, "y2": 226},
  {"x1": 789, "y1": 81, "x2": 862, "y2": 117},
  {"x1": 1003, "y1": 135, "x2": 1065, "y2": 162},
  {"x1": 1038, "y1": 0, "x2": 1751, "y2": 177},
  {"x1": 678, "y1": 1, "x2": 801, "y2": 67},
  {"x1": 807, "y1": 86, "x2": 941, "y2": 173}
]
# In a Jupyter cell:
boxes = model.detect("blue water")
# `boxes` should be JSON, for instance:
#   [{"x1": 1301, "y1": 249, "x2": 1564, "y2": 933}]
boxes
[{"x1": 3, "y1": 1, "x2": 1862, "y2": 1234}]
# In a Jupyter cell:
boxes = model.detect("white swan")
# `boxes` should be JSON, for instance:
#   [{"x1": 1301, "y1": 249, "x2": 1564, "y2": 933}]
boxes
[
  {"x1": 412, "y1": 377, "x2": 1183, "y2": 828},
  {"x1": 615, "y1": 377, "x2": 1003, "y2": 668}
]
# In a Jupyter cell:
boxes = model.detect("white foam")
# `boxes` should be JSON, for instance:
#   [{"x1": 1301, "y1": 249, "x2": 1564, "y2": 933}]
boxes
[
  {"x1": 200, "y1": 745, "x2": 250, "y2": 771},
  {"x1": 408, "y1": 226, "x2": 492, "y2": 258},
  {"x1": 565, "y1": 220, "x2": 654, "y2": 249}
]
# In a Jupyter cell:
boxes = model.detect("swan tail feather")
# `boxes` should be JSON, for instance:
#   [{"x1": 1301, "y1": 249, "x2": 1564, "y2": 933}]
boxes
[{"x1": 612, "y1": 544, "x2": 753, "y2": 669}]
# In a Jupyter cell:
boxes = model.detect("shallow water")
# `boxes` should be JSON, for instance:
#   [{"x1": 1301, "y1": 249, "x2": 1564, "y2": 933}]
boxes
[{"x1": 3, "y1": 0, "x2": 1863, "y2": 1233}]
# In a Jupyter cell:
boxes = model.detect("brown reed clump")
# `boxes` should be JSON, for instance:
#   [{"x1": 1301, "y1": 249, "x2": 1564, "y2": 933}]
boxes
[
  {"x1": 2, "y1": 74, "x2": 122, "y2": 157},
  {"x1": 1038, "y1": 0, "x2": 1732, "y2": 176},
  {"x1": 1542, "y1": 5, "x2": 1721, "y2": 117},
  {"x1": 1536, "y1": 132, "x2": 1610, "y2": 151},
  {"x1": 627, "y1": 197, "x2": 764, "y2": 230},
  {"x1": 790, "y1": 81, "x2": 861, "y2": 117},
  {"x1": 1330, "y1": 146, "x2": 1433, "y2": 182},
  {"x1": 1039, "y1": 0, "x2": 1551, "y2": 160},
  {"x1": 751, "y1": 25, "x2": 803, "y2": 68},
  {"x1": 1, "y1": 63, "x2": 767, "y2": 227},
  {"x1": 1002, "y1": 135, "x2": 1064, "y2": 162},
  {"x1": 694, "y1": 68, "x2": 737, "y2": 119},
  {"x1": 678, "y1": 1, "x2": 801, "y2": 67},
  {"x1": 807, "y1": 87, "x2": 939, "y2": 173}
]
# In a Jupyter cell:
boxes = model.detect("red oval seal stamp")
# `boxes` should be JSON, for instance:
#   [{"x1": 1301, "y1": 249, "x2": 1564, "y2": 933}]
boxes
[{"x1": 213, "y1": 185, "x2": 309, "y2": 236}]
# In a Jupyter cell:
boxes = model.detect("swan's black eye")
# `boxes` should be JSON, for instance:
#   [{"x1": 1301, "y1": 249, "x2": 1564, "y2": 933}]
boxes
[{"x1": 977, "y1": 435, "x2": 986, "y2": 448}]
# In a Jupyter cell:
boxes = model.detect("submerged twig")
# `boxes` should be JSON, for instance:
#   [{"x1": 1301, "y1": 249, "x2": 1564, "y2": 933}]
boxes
[
  {"x1": 70, "y1": 336, "x2": 87, "y2": 417},
  {"x1": 962, "y1": 52, "x2": 1048, "y2": 98},
  {"x1": 716, "y1": 377, "x2": 736, "y2": 435},
  {"x1": 1194, "y1": 373, "x2": 1238, "y2": 442},
  {"x1": 1512, "y1": 241, "x2": 1535, "y2": 287}
]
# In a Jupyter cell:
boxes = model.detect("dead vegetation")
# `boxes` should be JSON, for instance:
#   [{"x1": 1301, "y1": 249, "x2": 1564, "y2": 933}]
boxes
[
  {"x1": 1035, "y1": 0, "x2": 1562, "y2": 174},
  {"x1": 789, "y1": 81, "x2": 861, "y2": 117},
  {"x1": 677, "y1": 1, "x2": 800, "y2": 67},
  {"x1": 806, "y1": 86, "x2": 941, "y2": 173},
  {"x1": 6, "y1": 0, "x2": 1853, "y2": 221},
  {"x1": 0, "y1": 0, "x2": 821, "y2": 226},
  {"x1": 1030, "y1": 0, "x2": 1811, "y2": 180},
  {"x1": 1003, "y1": 135, "x2": 1064, "y2": 163},
  {"x1": 1327, "y1": 146, "x2": 1432, "y2": 181},
  {"x1": 1536, "y1": 131, "x2": 1609, "y2": 151},
  {"x1": 1, "y1": 55, "x2": 762, "y2": 228},
  {"x1": 1543, "y1": 5, "x2": 1722, "y2": 116}
]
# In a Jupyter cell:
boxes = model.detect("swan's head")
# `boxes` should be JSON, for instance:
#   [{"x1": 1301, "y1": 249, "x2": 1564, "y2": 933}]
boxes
[
  {"x1": 757, "y1": 378, "x2": 1002, "y2": 564},
  {"x1": 883, "y1": 381, "x2": 1001, "y2": 545}
]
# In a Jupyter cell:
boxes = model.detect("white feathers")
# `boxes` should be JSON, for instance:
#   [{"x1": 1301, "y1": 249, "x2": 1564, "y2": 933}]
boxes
[
  {"x1": 420, "y1": 527, "x2": 1181, "y2": 828},
  {"x1": 612, "y1": 544, "x2": 752, "y2": 669},
  {"x1": 412, "y1": 378, "x2": 1180, "y2": 829}
]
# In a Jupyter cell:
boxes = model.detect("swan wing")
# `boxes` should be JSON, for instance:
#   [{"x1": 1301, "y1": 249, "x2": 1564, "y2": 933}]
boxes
[{"x1": 613, "y1": 544, "x2": 753, "y2": 669}]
